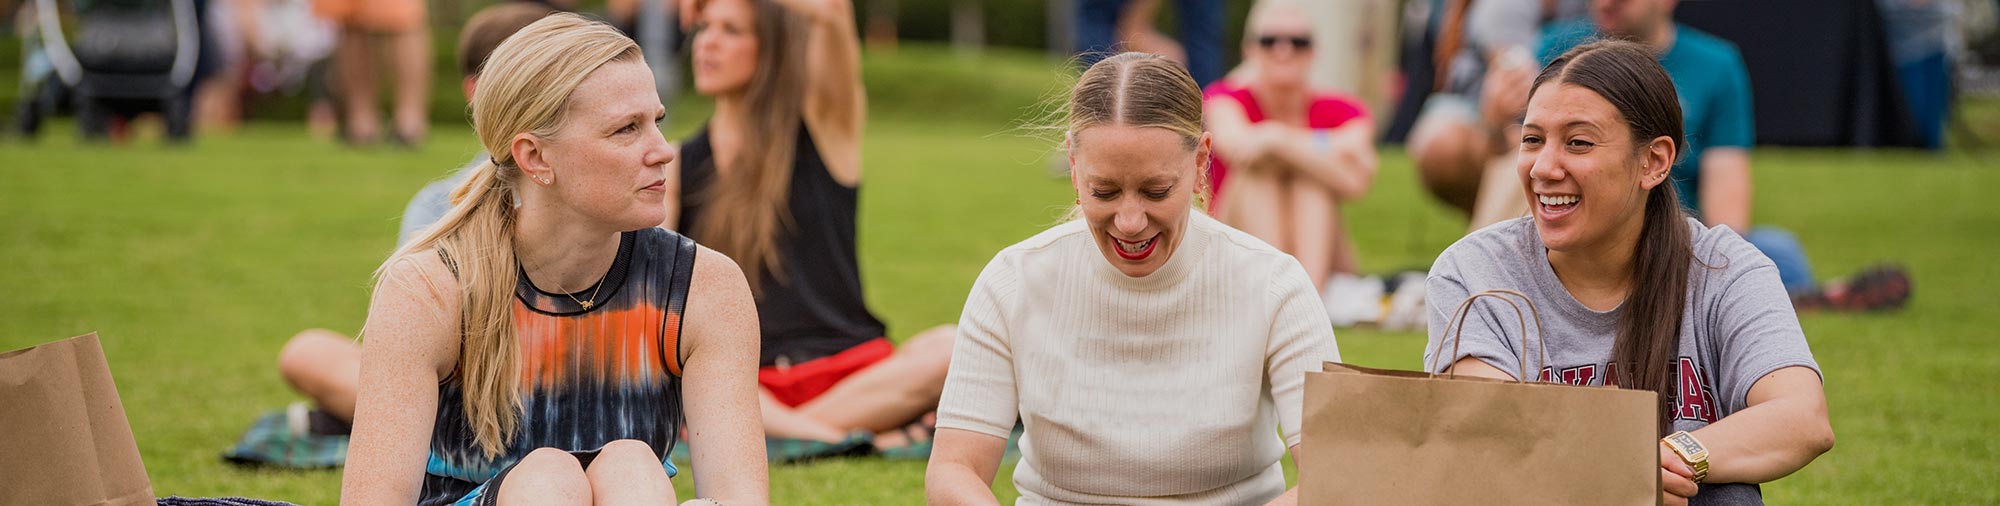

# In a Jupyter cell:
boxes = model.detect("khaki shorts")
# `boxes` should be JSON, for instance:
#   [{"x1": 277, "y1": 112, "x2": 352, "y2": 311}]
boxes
[{"x1": 313, "y1": 0, "x2": 427, "y2": 32}]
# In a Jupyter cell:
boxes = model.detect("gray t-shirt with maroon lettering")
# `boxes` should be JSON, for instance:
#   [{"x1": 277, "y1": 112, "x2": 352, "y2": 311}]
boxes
[{"x1": 1423, "y1": 217, "x2": 1820, "y2": 505}]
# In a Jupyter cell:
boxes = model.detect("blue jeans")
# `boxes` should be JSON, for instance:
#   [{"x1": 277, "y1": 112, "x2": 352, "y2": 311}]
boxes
[
  {"x1": 1744, "y1": 226, "x2": 1816, "y2": 295},
  {"x1": 1075, "y1": 0, "x2": 1225, "y2": 87}
]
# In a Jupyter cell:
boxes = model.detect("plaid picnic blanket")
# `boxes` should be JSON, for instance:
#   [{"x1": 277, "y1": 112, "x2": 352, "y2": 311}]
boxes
[
  {"x1": 221, "y1": 405, "x2": 348, "y2": 469},
  {"x1": 159, "y1": 497, "x2": 299, "y2": 506}
]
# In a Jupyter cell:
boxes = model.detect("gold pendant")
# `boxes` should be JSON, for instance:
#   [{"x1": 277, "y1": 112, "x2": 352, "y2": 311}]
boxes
[{"x1": 581, "y1": 301, "x2": 594, "y2": 310}]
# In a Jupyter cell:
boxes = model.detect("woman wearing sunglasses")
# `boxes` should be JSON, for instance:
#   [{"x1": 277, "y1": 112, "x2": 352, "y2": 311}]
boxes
[{"x1": 1203, "y1": 0, "x2": 1379, "y2": 298}]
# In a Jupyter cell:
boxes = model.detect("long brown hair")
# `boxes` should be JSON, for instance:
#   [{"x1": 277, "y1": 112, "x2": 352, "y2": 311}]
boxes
[
  {"x1": 1530, "y1": 40, "x2": 1690, "y2": 435},
  {"x1": 382, "y1": 13, "x2": 638, "y2": 457},
  {"x1": 692, "y1": 0, "x2": 809, "y2": 293}
]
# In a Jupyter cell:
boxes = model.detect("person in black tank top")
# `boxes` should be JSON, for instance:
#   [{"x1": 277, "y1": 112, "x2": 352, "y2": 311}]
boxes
[
  {"x1": 678, "y1": 124, "x2": 884, "y2": 365},
  {"x1": 674, "y1": 0, "x2": 957, "y2": 457},
  {"x1": 341, "y1": 15, "x2": 768, "y2": 505}
]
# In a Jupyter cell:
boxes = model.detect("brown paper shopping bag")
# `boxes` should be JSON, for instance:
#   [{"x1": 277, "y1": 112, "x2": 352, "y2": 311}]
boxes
[
  {"x1": 0, "y1": 333, "x2": 157, "y2": 506},
  {"x1": 1299, "y1": 290, "x2": 1658, "y2": 505}
]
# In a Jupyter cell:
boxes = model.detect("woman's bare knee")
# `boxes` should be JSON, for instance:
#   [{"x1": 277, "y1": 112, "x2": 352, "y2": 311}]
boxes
[
  {"x1": 277, "y1": 329, "x2": 349, "y2": 380},
  {"x1": 907, "y1": 325, "x2": 957, "y2": 389},
  {"x1": 908, "y1": 326, "x2": 955, "y2": 357},
  {"x1": 1411, "y1": 121, "x2": 1488, "y2": 214},
  {"x1": 278, "y1": 330, "x2": 356, "y2": 393},
  {"x1": 594, "y1": 439, "x2": 662, "y2": 464},
  {"x1": 496, "y1": 448, "x2": 591, "y2": 506},
  {"x1": 1412, "y1": 119, "x2": 1484, "y2": 172},
  {"x1": 585, "y1": 439, "x2": 674, "y2": 505},
  {"x1": 278, "y1": 328, "x2": 362, "y2": 420}
]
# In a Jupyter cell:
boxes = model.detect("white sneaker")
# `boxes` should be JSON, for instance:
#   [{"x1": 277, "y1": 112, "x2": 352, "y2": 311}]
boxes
[
  {"x1": 1322, "y1": 273, "x2": 1386, "y2": 328},
  {"x1": 1382, "y1": 272, "x2": 1429, "y2": 332},
  {"x1": 285, "y1": 401, "x2": 312, "y2": 438}
]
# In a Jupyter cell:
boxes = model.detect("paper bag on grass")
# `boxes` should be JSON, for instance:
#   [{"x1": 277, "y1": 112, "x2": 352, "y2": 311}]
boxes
[
  {"x1": 1, "y1": 332, "x2": 157, "y2": 506},
  {"x1": 1298, "y1": 290, "x2": 1658, "y2": 505}
]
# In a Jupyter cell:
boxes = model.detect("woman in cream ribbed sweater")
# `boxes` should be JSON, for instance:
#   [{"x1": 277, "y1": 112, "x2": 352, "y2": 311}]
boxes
[{"x1": 924, "y1": 52, "x2": 1339, "y2": 506}]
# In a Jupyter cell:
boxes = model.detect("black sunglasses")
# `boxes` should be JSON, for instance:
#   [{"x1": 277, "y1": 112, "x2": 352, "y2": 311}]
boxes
[{"x1": 1257, "y1": 35, "x2": 1313, "y2": 50}]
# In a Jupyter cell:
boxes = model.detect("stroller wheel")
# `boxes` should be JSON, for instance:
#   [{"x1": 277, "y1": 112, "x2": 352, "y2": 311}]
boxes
[
  {"x1": 77, "y1": 97, "x2": 112, "y2": 141},
  {"x1": 164, "y1": 96, "x2": 193, "y2": 143},
  {"x1": 11, "y1": 102, "x2": 37, "y2": 139},
  {"x1": 12, "y1": 84, "x2": 42, "y2": 139}
]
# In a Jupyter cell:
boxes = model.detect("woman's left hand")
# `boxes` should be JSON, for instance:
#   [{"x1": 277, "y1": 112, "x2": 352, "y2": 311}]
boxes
[{"x1": 1659, "y1": 442, "x2": 1699, "y2": 506}]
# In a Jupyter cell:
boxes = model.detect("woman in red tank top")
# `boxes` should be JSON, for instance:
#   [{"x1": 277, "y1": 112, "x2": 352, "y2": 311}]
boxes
[{"x1": 1203, "y1": 0, "x2": 1379, "y2": 293}]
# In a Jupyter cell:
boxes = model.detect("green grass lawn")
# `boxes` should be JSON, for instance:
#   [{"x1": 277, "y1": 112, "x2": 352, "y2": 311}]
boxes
[{"x1": 2, "y1": 46, "x2": 1997, "y2": 504}]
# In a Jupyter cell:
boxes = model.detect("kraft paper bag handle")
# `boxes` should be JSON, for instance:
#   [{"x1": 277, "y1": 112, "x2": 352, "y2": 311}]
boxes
[{"x1": 1425, "y1": 288, "x2": 1551, "y2": 382}]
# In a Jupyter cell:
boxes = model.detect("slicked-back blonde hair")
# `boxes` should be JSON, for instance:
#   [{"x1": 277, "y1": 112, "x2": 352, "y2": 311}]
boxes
[
  {"x1": 382, "y1": 13, "x2": 639, "y2": 458},
  {"x1": 1064, "y1": 52, "x2": 1210, "y2": 217}
]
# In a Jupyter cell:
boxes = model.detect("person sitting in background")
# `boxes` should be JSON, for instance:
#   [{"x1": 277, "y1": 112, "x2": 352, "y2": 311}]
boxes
[
  {"x1": 926, "y1": 52, "x2": 1336, "y2": 506},
  {"x1": 339, "y1": 14, "x2": 767, "y2": 505},
  {"x1": 241, "y1": 4, "x2": 555, "y2": 469},
  {"x1": 672, "y1": 0, "x2": 958, "y2": 461},
  {"x1": 314, "y1": 0, "x2": 431, "y2": 146},
  {"x1": 1406, "y1": 0, "x2": 1586, "y2": 230},
  {"x1": 1203, "y1": 0, "x2": 1378, "y2": 313}
]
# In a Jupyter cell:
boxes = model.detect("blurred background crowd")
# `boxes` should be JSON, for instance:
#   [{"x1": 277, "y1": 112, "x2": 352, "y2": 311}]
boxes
[{"x1": 5, "y1": 0, "x2": 1995, "y2": 149}]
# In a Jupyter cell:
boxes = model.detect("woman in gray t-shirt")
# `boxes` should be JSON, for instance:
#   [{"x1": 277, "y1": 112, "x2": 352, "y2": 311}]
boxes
[{"x1": 1423, "y1": 40, "x2": 1832, "y2": 506}]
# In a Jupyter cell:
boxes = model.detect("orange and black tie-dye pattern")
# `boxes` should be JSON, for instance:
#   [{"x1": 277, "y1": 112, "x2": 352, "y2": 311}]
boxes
[{"x1": 418, "y1": 228, "x2": 696, "y2": 506}]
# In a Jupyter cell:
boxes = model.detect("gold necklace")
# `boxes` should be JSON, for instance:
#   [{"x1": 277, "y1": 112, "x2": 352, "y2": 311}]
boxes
[
  {"x1": 529, "y1": 258, "x2": 607, "y2": 310},
  {"x1": 564, "y1": 275, "x2": 606, "y2": 310}
]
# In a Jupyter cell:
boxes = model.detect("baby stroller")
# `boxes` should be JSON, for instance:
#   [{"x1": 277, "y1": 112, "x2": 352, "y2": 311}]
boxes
[{"x1": 19, "y1": 0, "x2": 201, "y2": 142}]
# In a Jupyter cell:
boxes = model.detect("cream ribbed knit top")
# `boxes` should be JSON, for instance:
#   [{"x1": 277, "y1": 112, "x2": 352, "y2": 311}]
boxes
[{"x1": 937, "y1": 211, "x2": 1338, "y2": 505}]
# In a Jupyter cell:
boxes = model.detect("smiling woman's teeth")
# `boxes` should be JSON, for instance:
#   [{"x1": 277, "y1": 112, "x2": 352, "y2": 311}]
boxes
[
  {"x1": 1539, "y1": 194, "x2": 1579, "y2": 206},
  {"x1": 1117, "y1": 237, "x2": 1155, "y2": 253}
]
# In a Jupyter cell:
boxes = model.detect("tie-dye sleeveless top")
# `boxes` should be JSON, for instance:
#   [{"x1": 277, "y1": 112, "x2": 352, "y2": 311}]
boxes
[{"x1": 417, "y1": 228, "x2": 695, "y2": 506}]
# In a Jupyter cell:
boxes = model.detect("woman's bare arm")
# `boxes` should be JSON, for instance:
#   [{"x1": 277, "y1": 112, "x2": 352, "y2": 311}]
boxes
[
  {"x1": 340, "y1": 254, "x2": 460, "y2": 504},
  {"x1": 677, "y1": 246, "x2": 771, "y2": 505}
]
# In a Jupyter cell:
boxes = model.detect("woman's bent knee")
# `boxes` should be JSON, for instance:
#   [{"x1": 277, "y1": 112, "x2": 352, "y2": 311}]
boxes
[
  {"x1": 497, "y1": 448, "x2": 591, "y2": 505},
  {"x1": 909, "y1": 326, "x2": 956, "y2": 378},
  {"x1": 584, "y1": 440, "x2": 675, "y2": 504},
  {"x1": 594, "y1": 439, "x2": 660, "y2": 464},
  {"x1": 277, "y1": 329, "x2": 352, "y2": 385}
]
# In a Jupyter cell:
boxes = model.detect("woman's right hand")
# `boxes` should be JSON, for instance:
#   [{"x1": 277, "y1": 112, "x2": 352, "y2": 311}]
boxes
[
  {"x1": 1659, "y1": 442, "x2": 1699, "y2": 506},
  {"x1": 1236, "y1": 123, "x2": 1292, "y2": 171},
  {"x1": 1478, "y1": 49, "x2": 1536, "y2": 132}
]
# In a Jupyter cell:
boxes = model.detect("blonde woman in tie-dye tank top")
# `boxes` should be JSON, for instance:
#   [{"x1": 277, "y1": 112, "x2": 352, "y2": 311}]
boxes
[{"x1": 340, "y1": 14, "x2": 769, "y2": 506}]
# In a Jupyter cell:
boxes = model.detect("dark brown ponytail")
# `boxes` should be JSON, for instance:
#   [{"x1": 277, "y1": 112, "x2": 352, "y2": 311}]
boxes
[{"x1": 1532, "y1": 40, "x2": 1691, "y2": 435}]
